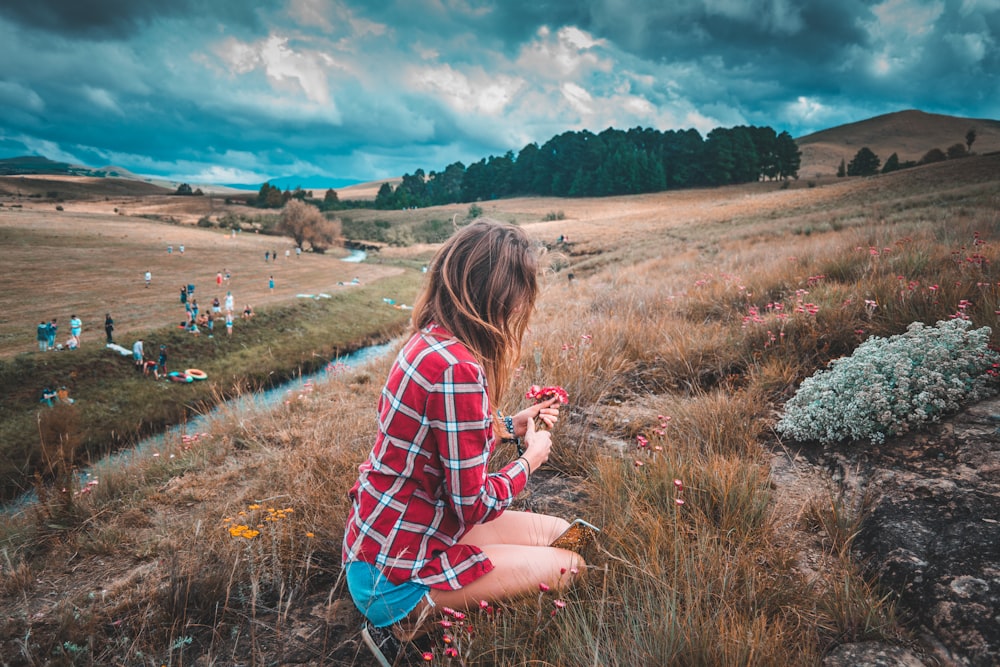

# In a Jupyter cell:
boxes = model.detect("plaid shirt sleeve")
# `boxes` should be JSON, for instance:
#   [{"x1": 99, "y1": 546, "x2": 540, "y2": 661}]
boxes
[{"x1": 427, "y1": 360, "x2": 529, "y2": 529}]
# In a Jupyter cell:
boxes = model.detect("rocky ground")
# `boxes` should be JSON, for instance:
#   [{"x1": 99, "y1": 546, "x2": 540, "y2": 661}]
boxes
[{"x1": 778, "y1": 396, "x2": 1000, "y2": 667}]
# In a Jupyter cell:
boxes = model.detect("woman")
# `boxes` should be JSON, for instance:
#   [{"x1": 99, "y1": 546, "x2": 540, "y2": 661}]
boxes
[{"x1": 343, "y1": 220, "x2": 584, "y2": 665}]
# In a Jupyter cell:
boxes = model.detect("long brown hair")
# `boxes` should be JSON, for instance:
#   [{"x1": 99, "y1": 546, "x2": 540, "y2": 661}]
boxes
[{"x1": 412, "y1": 219, "x2": 538, "y2": 404}]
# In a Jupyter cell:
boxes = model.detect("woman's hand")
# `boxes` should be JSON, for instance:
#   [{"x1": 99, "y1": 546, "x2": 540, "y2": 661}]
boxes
[
  {"x1": 521, "y1": 414, "x2": 552, "y2": 473},
  {"x1": 512, "y1": 396, "x2": 560, "y2": 436}
]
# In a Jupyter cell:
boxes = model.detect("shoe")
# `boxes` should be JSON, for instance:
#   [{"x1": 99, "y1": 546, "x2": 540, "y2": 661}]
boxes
[{"x1": 362, "y1": 622, "x2": 403, "y2": 667}]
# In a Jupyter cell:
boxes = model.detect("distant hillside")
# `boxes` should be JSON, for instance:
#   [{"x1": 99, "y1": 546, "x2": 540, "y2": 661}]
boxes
[
  {"x1": 0, "y1": 156, "x2": 247, "y2": 195},
  {"x1": 796, "y1": 109, "x2": 1000, "y2": 177}
]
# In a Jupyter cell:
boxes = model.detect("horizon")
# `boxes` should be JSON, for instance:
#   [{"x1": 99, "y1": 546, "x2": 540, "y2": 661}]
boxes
[{"x1": 1, "y1": 1, "x2": 997, "y2": 186}]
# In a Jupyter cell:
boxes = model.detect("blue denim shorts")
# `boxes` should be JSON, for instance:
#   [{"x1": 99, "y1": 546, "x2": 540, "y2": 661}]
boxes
[{"x1": 345, "y1": 561, "x2": 431, "y2": 628}]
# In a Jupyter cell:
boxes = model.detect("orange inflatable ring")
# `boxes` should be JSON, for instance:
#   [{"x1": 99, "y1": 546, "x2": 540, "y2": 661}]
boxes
[{"x1": 185, "y1": 368, "x2": 208, "y2": 381}]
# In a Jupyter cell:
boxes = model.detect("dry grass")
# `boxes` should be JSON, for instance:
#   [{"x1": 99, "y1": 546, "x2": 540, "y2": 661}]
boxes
[
  {"x1": 0, "y1": 205, "x2": 403, "y2": 358},
  {"x1": 2, "y1": 154, "x2": 999, "y2": 664}
]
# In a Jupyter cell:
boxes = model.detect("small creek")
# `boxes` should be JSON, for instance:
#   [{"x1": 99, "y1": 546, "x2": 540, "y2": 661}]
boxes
[{"x1": 4, "y1": 340, "x2": 396, "y2": 513}]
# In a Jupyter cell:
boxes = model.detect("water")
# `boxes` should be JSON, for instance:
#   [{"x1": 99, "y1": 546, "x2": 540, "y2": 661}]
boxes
[
  {"x1": 3, "y1": 341, "x2": 396, "y2": 512},
  {"x1": 342, "y1": 249, "x2": 367, "y2": 262}
]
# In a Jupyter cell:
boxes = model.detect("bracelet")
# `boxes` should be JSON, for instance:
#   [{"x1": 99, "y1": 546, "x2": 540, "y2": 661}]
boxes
[
  {"x1": 502, "y1": 415, "x2": 515, "y2": 437},
  {"x1": 516, "y1": 456, "x2": 532, "y2": 475}
]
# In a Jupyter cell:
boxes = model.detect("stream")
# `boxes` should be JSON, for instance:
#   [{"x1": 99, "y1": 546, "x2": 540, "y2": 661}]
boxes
[{"x1": 4, "y1": 340, "x2": 396, "y2": 512}]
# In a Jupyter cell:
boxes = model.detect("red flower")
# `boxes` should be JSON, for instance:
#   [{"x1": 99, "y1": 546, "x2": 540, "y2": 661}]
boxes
[
  {"x1": 525, "y1": 385, "x2": 569, "y2": 404},
  {"x1": 538, "y1": 582, "x2": 551, "y2": 592}
]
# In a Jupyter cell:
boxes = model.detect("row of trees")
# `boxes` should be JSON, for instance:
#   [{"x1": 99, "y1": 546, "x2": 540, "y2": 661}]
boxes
[
  {"x1": 373, "y1": 124, "x2": 801, "y2": 209},
  {"x1": 838, "y1": 129, "x2": 979, "y2": 177}
]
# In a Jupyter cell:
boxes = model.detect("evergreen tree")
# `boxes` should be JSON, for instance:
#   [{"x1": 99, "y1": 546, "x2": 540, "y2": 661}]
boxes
[
  {"x1": 775, "y1": 131, "x2": 801, "y2": 180},
  {"x1": 965, "y1": 128, "x2": 977, "y2": 153},
  {"x1": 847, "y1": 147, "x2": 880, "y2": 176},
  {"x1": 374, "y1": 182, "x2": 396, "y2": 209},
  {"x1": 837, "y1": 158, "x2": 846, "y2": 177},
  {"x1": 882, "y1": 153, "x2": 901, "y2": 174}
]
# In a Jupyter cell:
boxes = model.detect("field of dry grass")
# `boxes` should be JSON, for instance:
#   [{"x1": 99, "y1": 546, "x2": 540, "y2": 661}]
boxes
[
  {"x1": 0, "y1": 203, "x2": 404, "y2": 358},
  {"x1": 1, "y1": 154, "x2": 999, "y2": 665}
]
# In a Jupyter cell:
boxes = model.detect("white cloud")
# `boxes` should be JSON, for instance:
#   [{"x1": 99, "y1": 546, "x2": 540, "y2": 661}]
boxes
[
  {"x1": 81, "y1": 86, "x2": 123, "y2": 115},
  {"x1": 0, "y1": 81, "x2": 44, "y2": 113},
  {"x1": 412, "y1": 64, "x2": 523, "y2": 115},
  {"x1": 179, "y1": 165, "x2": 269, "y2": 185},
  {"x1": 561, "y1": 82, "x2": 593, "y2": 115},
  {"x1": 214, "y1": 33, "x2": 338, "y2": 103},
  {"x1": 945, "y1": 32, "x2": 990, "y2": 63},
  {"x1": 15, "y1": 135, "x2": 84, "y2": 164},
  {"x1": 516, "y1": 25, "x2": 610, "y2": 80}
]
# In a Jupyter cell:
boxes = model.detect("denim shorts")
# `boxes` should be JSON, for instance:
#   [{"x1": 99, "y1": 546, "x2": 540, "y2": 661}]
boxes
[{"x1": 345, "y1": 561, "x2": 431, "y2": 628}]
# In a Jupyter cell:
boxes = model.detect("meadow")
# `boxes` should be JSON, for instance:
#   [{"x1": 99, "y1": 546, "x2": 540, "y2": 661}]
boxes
[{"x1": 1, "y1": 153, "x2": 999, "y2": 665}]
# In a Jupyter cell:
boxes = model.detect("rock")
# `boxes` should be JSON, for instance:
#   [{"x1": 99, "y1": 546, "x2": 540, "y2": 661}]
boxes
[
  {"x1": 848, "y1": 396, "x2": 1000, "y2": 667},
  {"x1": 822, "y1": 641, "x2": 928, "y2": 666}
]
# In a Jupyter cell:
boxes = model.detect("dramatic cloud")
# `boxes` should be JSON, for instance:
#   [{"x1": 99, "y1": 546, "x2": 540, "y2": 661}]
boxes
[{"x1": 0, "y1": 0, "x2": 996, "y2": 186}]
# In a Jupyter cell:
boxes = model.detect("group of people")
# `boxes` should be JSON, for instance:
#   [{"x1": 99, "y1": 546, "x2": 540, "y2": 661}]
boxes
[
  {"x1": 180, "y1": 283, "x2": 238, "y2": 337},
  {"x1": 39, "y1": 385, "x2": 74, "y2": 406},
  {"x1": 131, "y1": 339, "x2": 168, "y2": 380},
  {"x1": 35, "y1": 315, "x2": 83, "y2": 351}
]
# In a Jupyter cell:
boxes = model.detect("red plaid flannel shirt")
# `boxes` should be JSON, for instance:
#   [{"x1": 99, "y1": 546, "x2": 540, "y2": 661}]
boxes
[{"x1": 342, "y1": 325, "x2": 531, "y2": 590}]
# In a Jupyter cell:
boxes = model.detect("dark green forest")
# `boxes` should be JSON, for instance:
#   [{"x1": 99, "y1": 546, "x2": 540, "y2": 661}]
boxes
[
  {"x1": 250, "y1": 123, "x2": 801, "y2": 211},
  {"x1": 373, "y1": 124, "x2": 800, "y2": 209}
]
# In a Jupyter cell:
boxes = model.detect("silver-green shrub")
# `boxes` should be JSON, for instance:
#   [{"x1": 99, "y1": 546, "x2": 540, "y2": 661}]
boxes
[{"x1": 777, "y1": 319, "x2": 999, "y2": 444}]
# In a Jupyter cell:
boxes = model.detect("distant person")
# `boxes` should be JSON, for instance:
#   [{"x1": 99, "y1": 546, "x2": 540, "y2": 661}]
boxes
[
  {"x1": 132, "y1": 339, "x2": 144, "y2": 367},
  {"x1": 285, "y1": 249, "x2": 290, "y2": 260},
  {"x1": 269, "y1": 275, "x2": 275, "y2": 291},
  {"x1": 187, "y1": 283, "x2": 196, "y2": 297},
  {"x1": 191, "y1": 299, "x2": 199, "y2": 319},
  {"x1": 66, "y1": 334, "x2": 79, "y2": 350},
  {"x1": 57, "y1": 386, "x2": 74, "y2": 405},
  {"x1": 212, "y1": 297, "x2": 221, "y2": 313},
  {"x1": 179, "y1": 244, "x2": 185, "y2": 254},
  {"x1": 216, "y1": 271, "x2": 223, "y2": 286},
  {"x1": 295, "y1": 247, "x2": 301, "y2": 258},
  {"x1": 46, "y1": 318, "x2": 57, "y2": 350},
  {"x1": 265, "y1": 250, "x2": 270, "y2": 262},
  {"x1": 40, "y1": 387, "x2": 57, "y2": 406},
  {"x1": 207, "y1": 311, "x2": 214, "y2": 337},
  {"x1": 167, "y1": 245, "x2": 173, "y2": 254},
  {"x1": 145, "y1": 270, "x2": 152, "y2": 288},
  {"x1": 142, "y1": 358, "x2": 158, "y2": 377},
  {"x1": 242, "y1": 304, "x2": 254, "y2": 320},
  {"x1": 180, "y1": 286, "x2": 187, "y2": 304},
  {"x1": 225, "y1": 291, "x2": 234, "y2": 313},
  {"x1": 158, "y1": 345, "x2": 168, "y2": 376},
  {"x1": 37, "y1": 321, "x2": 49, "y2": 352},
  {"x1": 104, "y1": 313, "x2": 114, "y2": 343},
  {"x1": 70, "y1": 314, "x2": 82, "y2": 344},
  {"x1": 226, "y1": 311, "x2": 234, "y2": 336},
  {"x1": 224, "y1": 268, "x2": 231, "y2": 283}
]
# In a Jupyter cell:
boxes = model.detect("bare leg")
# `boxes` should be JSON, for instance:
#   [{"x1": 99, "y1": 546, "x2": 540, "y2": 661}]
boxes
[
  {"x1": 459, "y1": 510, "x2": 569, "y2": 547},
  {"x1": 403, "y1": 511, "x2": 584, "y2": 623}
]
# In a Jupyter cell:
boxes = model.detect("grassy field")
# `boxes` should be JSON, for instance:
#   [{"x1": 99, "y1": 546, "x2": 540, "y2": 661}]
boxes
[{"x1": 1, "y1": 154, "x2": 999, "y2": 665}]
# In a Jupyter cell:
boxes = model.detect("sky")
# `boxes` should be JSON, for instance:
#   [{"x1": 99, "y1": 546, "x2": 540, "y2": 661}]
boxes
[{"x1": 0, "y1": 0, "x2": 997, "y2": 188}]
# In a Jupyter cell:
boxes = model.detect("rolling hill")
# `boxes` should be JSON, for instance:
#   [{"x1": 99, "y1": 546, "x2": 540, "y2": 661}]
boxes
[{"x1": 796, "y1": 109, "x2": 1000, "y2": 177}]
